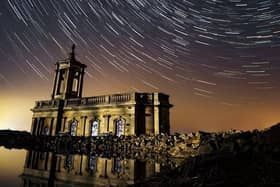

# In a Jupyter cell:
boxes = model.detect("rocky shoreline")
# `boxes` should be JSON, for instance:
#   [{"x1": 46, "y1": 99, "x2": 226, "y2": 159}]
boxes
[
  {"x1": 1, "y1": 124, "x2": 280, "y2": 186},
  {"x1": 1, "y1": 124, "x2": 279, "y2": 158},
  {"x1": 132, "y1": 123, "x2": 280, "y2": 186}
]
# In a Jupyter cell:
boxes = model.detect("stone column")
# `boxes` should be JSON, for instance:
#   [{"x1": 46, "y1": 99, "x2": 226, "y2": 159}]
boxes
[
  {"x1": 51, "y1": 118, "x2": 57, "y2": 135},
  {"x1": 79, "y1": 155, "x2": 83, "y2": 175},
  {"x1": 78, "y1": 68, "x2": 85, "y2": 98},
  {"x1": 106, "y1": 115, "x2": 111, "y2": 133},
  {"x1": 153, "y1": 93, "x2": 160, "y2": 135},
  {"x1": 104, "y1": 160, "x2": 108, "y2": 178},
  {"x1": 35, "y1": 118, "x2": 41, "y2": 135},
  {"x1": 49, "y1": 118, "x2": 54, "y2": 136},
  {"x1": 64, "y1": 70, "x2": 70, "y2": 99},
  {"x1": 51, "y1": 67, "x2": 59, "y2": 99},
  {"x1": 30, "y1": 118, "x2": 36, "y2": 135},
  {"x1": 84, "y1": 116, "x2": 87, "y2": 136},
  {"x1": 153, "y1": 107, "x2": 159, "y2": 135},
  {"x1": 47, "y1": 152, "x2": 53, "y2": 171},
  {"x1": 130, "y1": 116, "x2": 136, "y2": 135},
  {"x1": 29, "y1": 151, "x2": 34, "y2": 168},
  {"x1": 62, "y1": 117, "x2": 67, "y2": 132}
]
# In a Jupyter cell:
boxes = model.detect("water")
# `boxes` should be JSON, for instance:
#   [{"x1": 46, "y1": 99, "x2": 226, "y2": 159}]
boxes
[
  {"x1": 0, "y1": 148, "x2": 182, "y2": 187},
  {"x1": 0, "y1": 148, "x2": 26, "y2": 187}
]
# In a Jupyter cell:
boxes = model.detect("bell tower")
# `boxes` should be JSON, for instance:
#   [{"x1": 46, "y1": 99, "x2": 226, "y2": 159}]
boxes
[{"x1": 51, "y1": 44, "x2": 87, "y2": 100}]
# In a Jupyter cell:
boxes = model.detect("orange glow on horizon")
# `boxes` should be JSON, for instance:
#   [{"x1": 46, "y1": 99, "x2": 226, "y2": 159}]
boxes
[{"x1": 0, "y1": 86, "x2": 279, "y2": 133}]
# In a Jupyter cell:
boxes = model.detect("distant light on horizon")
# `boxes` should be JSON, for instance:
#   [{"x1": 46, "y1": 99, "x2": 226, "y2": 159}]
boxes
[{"x1": 0, "y1": 96, "x2": 32, "y2": 131}]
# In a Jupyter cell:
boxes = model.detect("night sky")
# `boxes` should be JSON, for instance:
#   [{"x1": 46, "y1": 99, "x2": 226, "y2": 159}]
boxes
[{"x1": 0, "y1": 0, "x2": 280, "y2": 133}]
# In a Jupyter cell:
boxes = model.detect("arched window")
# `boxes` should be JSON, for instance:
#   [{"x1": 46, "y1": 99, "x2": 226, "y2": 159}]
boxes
[
  {"x1": 43, "y1": 126, "x2": 49, "y2": 135},
  {"x1": 58, "y1": 70, "x2": 66, "y2": 94},
  {"x1": 72, "y1": 72, "x2": 79, "y2": 92},
  {"x1": 115, "y1": 119, "x2": 125, "y2": 137},
  {"x1": 112, "y1": 157, "x2": 122, "y2": 174},
  {"x1": 88, "y1": 156, "x2": 97, "y2": 173},
  {"x1": 64, "y1": 155, "x2": 74, "y2": 171},
  {"x1": 70, "y1": 120, "x2": 78, "y2": 136},
  {"x1": 90, "y1": 120, "x2": 99, "y2": 136}
]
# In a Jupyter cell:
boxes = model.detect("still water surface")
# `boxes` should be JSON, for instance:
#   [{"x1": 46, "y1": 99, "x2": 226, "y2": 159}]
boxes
[
  {"x1": 0, "y1": 147, "x2": 180, "y2": 186},
  {"x1": 0, "y1": 148, "x2": 26, "y2": 187}
]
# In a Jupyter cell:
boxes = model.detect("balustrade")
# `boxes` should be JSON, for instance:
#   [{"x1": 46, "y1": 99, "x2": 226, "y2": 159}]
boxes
[
  {"x1": 110, "y1": 93, "x2": 131, "y2": 103},
  {"x1": 35, "y1": 100, "x2": 59, "y2": 109},
  {"x1": 34, "y1": 93, "x2": 136, "y2": 109}
]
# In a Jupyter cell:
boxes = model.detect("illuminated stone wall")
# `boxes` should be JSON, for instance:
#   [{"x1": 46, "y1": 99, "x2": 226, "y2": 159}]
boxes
[{"x1": 30, "y1": 92, "x2": 172, "y2": 137}]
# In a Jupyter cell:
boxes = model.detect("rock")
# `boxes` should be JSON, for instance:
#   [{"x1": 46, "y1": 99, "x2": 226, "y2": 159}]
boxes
[
  {"x1": 198, "y1": 144, "x2": 213, "y2": 154},
  {"x1": 187, "y1": 133, "x2": 194, "y2": 138},
  {"x1": 264, "y1": 123, "x2": 280, "y2": 144}
]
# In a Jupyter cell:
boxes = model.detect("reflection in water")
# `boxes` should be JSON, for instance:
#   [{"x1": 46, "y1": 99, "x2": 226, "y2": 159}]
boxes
[{"x1": 20, "y1": 150, "x2": 167, "y2": 187}]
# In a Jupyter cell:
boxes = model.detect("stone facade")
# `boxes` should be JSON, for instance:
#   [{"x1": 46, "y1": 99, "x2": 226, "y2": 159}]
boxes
[{"x1": 30, "y1": 45, "x2": 172, "y2": 137}]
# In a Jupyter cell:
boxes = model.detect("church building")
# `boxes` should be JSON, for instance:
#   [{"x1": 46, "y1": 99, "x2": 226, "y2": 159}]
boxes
[{"x1": 30, "y1": 45, "x2": 172, "y2": 137}]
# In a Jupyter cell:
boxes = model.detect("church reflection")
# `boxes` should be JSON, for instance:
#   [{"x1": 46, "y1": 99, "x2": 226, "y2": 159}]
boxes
[{"x1": 20, "y1": 150, "x2": 163, "y2": 186}]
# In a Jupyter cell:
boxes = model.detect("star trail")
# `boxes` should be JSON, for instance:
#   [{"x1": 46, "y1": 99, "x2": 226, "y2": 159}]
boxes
[{"x1": 0, "y1": 0, "x2": 280, "y2": 132}]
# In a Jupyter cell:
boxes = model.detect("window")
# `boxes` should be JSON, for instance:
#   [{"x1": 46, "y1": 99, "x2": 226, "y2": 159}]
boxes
[
  {"x1": 90, "y1": 120, "x2": 99, "y2": 136},
  {"x1": 70, "y1": 120, "x2": 78, "y2": 136},
  {"x1": 72, "y1": 72, "x2": 79, "y2": 92},
  {"x1": 115, "y1": 119, "x2": 124, "y2": 137},
  {"x1": 58, "y1": 70, "x2": 66, "y2": 94},
  {"x1": 64, "y1": 155, "x2": 74, "y2": 171},
  {"x1": 88, "y1": 156, "x2": 97, "y2": 173},
  {"x1": 43, "y1": 126, "x2": 49, "y2": 135},
  {"x1": 112, "y1": 158, "x2": 122, "y2": 174}
]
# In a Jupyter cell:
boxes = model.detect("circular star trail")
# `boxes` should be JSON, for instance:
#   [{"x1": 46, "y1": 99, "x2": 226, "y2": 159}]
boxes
[{"x1": 0, "y1": 0, "x2": 280, "y2": 131}]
